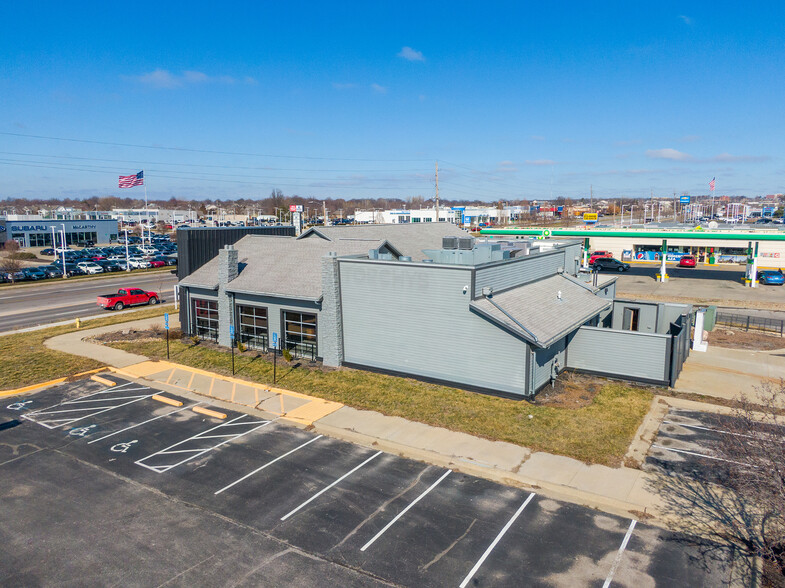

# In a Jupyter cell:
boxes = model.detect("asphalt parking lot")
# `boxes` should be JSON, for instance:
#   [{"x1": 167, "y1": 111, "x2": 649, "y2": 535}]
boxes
[
  {"x1": 0, "y1": 377, "x2": 741, "y2": 587},
  {"x1": 645, "y1": 408, "x2": 785, "y2": 486}
]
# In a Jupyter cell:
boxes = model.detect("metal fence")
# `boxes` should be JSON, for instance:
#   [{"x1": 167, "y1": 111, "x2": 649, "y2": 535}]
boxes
[{"x1": 715, "y1": 312, "x2": 785, "y2": 336}]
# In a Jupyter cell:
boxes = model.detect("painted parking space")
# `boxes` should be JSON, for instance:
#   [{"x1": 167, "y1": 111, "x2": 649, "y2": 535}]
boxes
[
  {"x1": 0, "y1": 377, "x2": 742, "y2": 586},
  {"x1": 644, "y1": 408, "x2": 784, "y2": 485}
]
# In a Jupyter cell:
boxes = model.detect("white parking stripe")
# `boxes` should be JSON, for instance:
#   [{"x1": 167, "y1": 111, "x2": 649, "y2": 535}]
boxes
[
  {"x1": 361, "y1": 469, "x2": 452, "y2": 552},
  {"x1": 459, "y1": 492, "x2": 535, "y2": 588},
  {"x1": 662, "y1": 420, "x2": 756, "y2": 438},
  {"x1": 135, "y1": 415, "x2": 275, "y2": 473},
  {"x1": 23, "y1": 391, "x2": 155, "y2": 429},
  {"x1": 27, "y1": 382, "x2": 137, "y2": 414},
  {"x1": 651, "y1": 444, "x2": 751, "y2": 466},
  {"x1": 602, "y1": 519, "x2": 637, "y2": 588},
  {"x1": 215, "y1": 435, "x2": 323, "y2": 495},
  {"x1": 280, "y1": 451, "x2": 383, "y2": 522},
  {"x1": 87, "y1": 402, "x2": 205, "y2": 444}
]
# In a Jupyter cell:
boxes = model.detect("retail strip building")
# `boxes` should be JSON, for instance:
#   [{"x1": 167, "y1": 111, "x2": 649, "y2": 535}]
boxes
[{"x1": 179, "y1": 224, "x2": 691, "y2": 398}]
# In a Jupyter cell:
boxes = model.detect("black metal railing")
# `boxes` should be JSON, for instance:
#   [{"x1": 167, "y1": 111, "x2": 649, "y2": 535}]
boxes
[{"x1": 715, "y1": 312, "x2": 785, "y2": 336}]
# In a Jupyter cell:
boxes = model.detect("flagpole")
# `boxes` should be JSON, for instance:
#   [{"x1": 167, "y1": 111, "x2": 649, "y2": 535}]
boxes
[{"x1": 144, "y1": 170, "x2": 148, "y2": 245}]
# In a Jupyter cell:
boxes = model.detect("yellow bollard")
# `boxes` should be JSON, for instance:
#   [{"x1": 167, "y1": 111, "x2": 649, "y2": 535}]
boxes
[{"x1": 75, "y1": 317, "x2": 81, "y2": 329}]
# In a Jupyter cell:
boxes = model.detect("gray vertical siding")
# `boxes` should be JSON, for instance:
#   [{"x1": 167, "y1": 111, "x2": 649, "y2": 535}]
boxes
[
  {"x1": 531, "y1": 337, "x2": 567, "y2": 393},
  {"x1": 611, "y1": 300, "x2": 659, "y2": 333},
  {"x1": 563, "y1": 243, "x2": 582, "y2": 276},
  {"x1": 656, "y1": 303, "x2": 692, "y2": 332},
  {"x1": 339, "y1": 260, "x2": 530, "y2": 397},
  {"x1": 566, "y1": 326, "x2": 670, "y2": 383},
  {"x1": 474, "y1": 250, "x2": 566, "y2": 297}
]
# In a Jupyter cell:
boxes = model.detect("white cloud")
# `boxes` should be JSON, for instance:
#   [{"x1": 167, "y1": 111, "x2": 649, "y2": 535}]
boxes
[
  {"x1": 127, "y1": 69, "x2": 256, "y2": 88},
  {"x1": 526, "y1": 159, "x2": 556, "y2": 166},
  {"x1": 646, "y1": 148, "x2": 693, "y2": 161},
  {"x1": 398, "y1": 46, "x2": 425, "y2": 62},
  {"x1": 371, "y1": 83, "x2": 388, "y2": 94},
  {"x1": 679, "y1": 15, "x2": 693, "y2": 25}
]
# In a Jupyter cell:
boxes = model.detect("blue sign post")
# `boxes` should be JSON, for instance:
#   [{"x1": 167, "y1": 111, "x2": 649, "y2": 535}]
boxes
[
  {"x1": 679, "y1": 195, "x2": 691, "y2": 204},
  {"x1": 272, "y1": 332, "x2": 278, "y2": 348},
  {"x1": 230, "y1": 324, "x2": 236, "y2": 374},
  {"x1": 272, "y1": 333, "x2": 280, "y2": 384},
  {"x1": 164, "y1": 313, "x2": 170, "y2": 359}
]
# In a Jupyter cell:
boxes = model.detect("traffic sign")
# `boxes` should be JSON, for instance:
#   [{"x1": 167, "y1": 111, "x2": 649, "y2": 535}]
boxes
[
  {"x1": 272, "y1": 332, "x2": 279, "y2": 348},
  {"x1": 230, "y1": 324, "x2": 235, "y2": 337},
  {"x1": 164, "y1": 313, "x2": 169, "y2": 330}
]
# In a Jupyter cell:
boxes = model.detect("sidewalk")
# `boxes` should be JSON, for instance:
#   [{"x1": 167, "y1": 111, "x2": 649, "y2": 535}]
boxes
[{"x1": 40, "y1": 314, "x2": 699, "y2": 524}]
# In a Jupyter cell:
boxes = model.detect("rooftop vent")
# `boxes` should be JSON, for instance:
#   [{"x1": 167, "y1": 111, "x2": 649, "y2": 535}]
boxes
[
  {"x1": 458, "y1": 237, "x2": 475, "y2": 250},
  {"x1": 442, "y1": 236, "x2": 459, "y2": 249},
  {"x1": 399, "y1": 256, "x2": 412, "y2": 262}
]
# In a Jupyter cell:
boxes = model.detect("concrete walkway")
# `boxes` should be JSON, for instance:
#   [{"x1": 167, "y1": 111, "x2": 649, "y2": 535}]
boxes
[
  {"x1": 675, "y1": 344, "x2": 785, "y2": 407},
  {"x1": 39, "y1": 313, "x2": 759, "y2": 526}
]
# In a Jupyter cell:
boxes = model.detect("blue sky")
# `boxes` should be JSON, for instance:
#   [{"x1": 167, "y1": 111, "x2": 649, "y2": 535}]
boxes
[{"x1": 1, "y1": 1, "x2": 783, "y2": 202}]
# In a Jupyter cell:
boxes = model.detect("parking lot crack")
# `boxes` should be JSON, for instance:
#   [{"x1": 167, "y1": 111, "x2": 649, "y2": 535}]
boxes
[
  {"x1": 328, "y1": 466, "x2": 432, "y2": 553},
  {"x1": 155, "y1": 554, "x2": 217, "y2": 588},
  {"x1": 419, "y1": 517, "x2": 477, "y2": 572}
]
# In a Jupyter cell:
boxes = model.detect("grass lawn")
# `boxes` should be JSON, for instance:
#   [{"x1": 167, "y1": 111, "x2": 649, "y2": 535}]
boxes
[
  {"x1": 0, "y1": 307, "x2": 169, "y2": 390},
  {"x1": 107, "y1": 336, "x2": 654, "y2": 466}
]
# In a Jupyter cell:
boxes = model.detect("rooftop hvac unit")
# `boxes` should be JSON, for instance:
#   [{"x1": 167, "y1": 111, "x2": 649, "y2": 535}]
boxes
[
  {"x1": 399, "y1": 256, "x2": 412, "y2": 262},
  {"x1": 458, "y1": 237, "x2": 475, "y2": 250},
  {"x1": 442, "y1": 236, "x2": 459, "y2": 249}
]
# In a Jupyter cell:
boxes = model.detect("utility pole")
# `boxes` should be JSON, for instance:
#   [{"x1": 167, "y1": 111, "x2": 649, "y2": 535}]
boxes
[
  {"x1": 590, "y1": 185, "x2": 593, "y2": 211},
  {"x1": 323, "y1": 201, "x2": 327, "y2": 226},
  {"x1": 434, "y1": 161, "x2": 439, "y2": 223}
]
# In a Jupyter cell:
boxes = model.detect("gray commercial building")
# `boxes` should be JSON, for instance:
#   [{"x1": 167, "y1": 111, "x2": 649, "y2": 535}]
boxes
[
  {"x1": 0, "y1": 219, "x2": 119, "y2": 248},
  {"x1": 178, "y1": 224, "x2": 691, "y2": 397}
]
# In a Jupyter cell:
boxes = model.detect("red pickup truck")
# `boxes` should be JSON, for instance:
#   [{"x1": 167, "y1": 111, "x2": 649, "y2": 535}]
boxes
[{"x1": 97, "y1": 288, "x2": 159, "y2": 310}]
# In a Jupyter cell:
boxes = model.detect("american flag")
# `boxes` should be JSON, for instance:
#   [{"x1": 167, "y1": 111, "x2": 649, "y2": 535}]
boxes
[
  {"x1": 709, "y1": 177, "x2": 715, "y2": 191},
  {"x1": 119, "y1": 171, "x2": 144, "y2": 188}
]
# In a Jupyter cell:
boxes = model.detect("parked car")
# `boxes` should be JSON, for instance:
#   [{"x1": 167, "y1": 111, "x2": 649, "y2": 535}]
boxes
[
  {"x1": 40, "y1": 248, "x2": 55, "y2": 256},
  {"x1": 758, "y1": 270, "x2": 784, "y2": 285},
  {"x1": 97, "y1": 287, "x2": 159, "y2": 310},
  {"x1": 95, "y1": 260, "x2": 123, "y2": 272},
  {"x1": 1, "y1": 270, "x2": 25, "y2": 283},
  {"x1": 152, "y1": 255, "x2": 177, "y2": 266},
  {"x1": 678, "y1": 255, "x2": 697, "y2": 268},
  {"x1": 588, "y1": 251, "x2": 613, "y2": 264},
  {"x1": 592, "y1": 257, "x2": 630, "y2": 272},
  {"x1": 22, "y1": 267, "x2": 48, "y2": 280},
  {"x1": 127, "y1": 256, "x2": 152, "y2": 269},
  {"x1": 77, "y1": 261, "x2": 104, "y2": 274},
  {"x1": 149, "y1": 259, "x2": 166, "y2": 268},
  {"x1": 40, "y1": 265, "x2": 65, "y2": 278}
]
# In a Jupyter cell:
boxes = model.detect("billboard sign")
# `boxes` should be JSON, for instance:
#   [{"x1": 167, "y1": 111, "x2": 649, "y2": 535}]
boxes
[
  {"x1": 289, "y1": 205, "x2": 304, "y2": 212},
  {"x1": 583, "y1": 213, "x2": 598, "y2": 223},
  {"x1": 680, "y1": 195, "x2": 691, "y2": 204}
]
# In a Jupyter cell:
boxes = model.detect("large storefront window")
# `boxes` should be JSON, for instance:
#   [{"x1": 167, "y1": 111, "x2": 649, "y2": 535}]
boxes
[
  {"x1": 193, "y1": 299, "x2": 219, "y2": 341},
  {"x1": 283, "y1": 311, "x2": 317, "y2": 358},
  {"x1": 237, "y1": 305, "x2": 268, "y2": 350}
]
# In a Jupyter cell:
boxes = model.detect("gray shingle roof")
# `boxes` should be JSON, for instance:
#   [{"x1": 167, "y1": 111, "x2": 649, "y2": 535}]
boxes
[
  {"x1": 299, "y1": 223, "x2": 469, "y2": 260},
  {"x1": 470, "y1": 275, "x2": 611, "y2": 347},
  {"x1": 180, "y1": 235, "x2": 386, "y2": 299}
]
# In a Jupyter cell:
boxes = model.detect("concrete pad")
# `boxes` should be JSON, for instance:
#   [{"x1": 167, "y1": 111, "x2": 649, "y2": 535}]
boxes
[
  {"x1": 231, "y1": 383, "x2": 259, "y2": 407},
  {"x1": 518, "y1": 452, "x2": 583, "y2": 486},
  {"x1": 283, "y1": 398, "x2": 342, "y2": 426},
  {"x1": 568, "y1": 464, "x2": 641, "y2": 503},
  {"x1": 190, "y1": 373, "x2": 213, "y2": 394},
  {"x1": 208, "y1": 378, "x2": 234, "y2": 400}
]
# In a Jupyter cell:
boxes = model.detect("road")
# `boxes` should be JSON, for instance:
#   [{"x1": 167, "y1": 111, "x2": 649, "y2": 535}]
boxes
[{"x1": 0, "y1": 271, "x2": 179, "y2": 333}]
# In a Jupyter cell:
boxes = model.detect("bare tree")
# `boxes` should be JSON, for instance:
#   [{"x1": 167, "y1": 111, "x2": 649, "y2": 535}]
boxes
[
  {"x1": 649, "y1": 383, "x2": 785, "y2": 586},
  {"x1": 0, "y1": 241, "x2": 24, "y2": 282}
]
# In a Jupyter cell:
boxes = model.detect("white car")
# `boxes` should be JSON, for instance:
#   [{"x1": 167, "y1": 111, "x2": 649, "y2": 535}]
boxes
[
  {"x1": 77, "y1": 261, "x2": 104, "y2": 274},
  {"x1": 128, "y1": 256, "x2": 152, "y2": 269}
]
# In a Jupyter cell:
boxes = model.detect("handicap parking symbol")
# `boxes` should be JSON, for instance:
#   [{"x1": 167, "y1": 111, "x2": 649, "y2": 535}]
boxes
[
  {"x1": 110, "y1": 440, "x2": 138, "y2": 453},
  {"x1": 69, "y1": 425, "x2": 97, "y2": 437},
  {"x1": 6, "y1": 401, "x2": 33, "y2": 411}
]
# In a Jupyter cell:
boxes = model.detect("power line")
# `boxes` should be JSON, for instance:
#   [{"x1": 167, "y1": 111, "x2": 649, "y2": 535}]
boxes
[{"x1": 0, "y1": 131, "x2": 431, "y2": 163}]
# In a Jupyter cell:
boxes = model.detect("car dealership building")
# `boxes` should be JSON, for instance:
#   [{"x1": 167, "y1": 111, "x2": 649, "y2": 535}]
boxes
[{"x1": 0, "y1": 219, "x2": 119, "y2": 248}]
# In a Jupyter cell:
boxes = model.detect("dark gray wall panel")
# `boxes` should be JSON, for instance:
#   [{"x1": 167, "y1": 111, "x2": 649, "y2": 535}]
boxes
[
  {"x1": 474, "y1": 250, "x2": 565, "y2": 297},
  {"x1": 339, "y1": 260, "x2": 530, "y2": 396}
]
